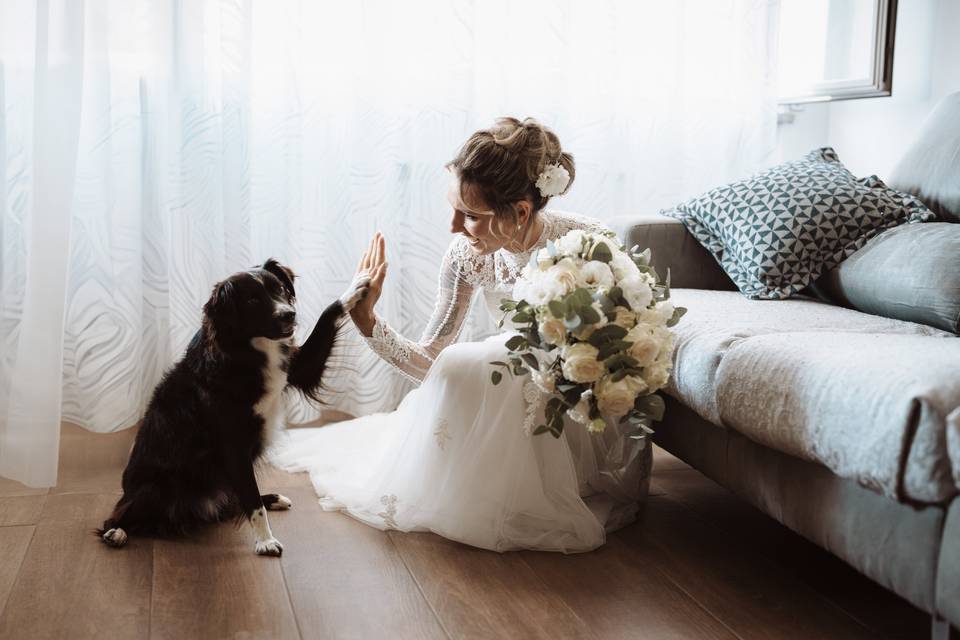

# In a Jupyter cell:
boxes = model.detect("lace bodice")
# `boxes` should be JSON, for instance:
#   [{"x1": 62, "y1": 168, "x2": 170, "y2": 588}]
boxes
[{"x1": 363, "y1": 210, "x2": 607, "y2": 383}]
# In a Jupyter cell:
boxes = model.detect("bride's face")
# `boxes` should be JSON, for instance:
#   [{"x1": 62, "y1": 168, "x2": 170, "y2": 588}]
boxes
[{"x1": 447, "y1": 175, "x2": 521, "y2": 256}]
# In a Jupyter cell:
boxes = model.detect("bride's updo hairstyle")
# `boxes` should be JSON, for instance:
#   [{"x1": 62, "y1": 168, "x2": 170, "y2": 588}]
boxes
[{"x1": 448, "y1": 117, "x2": 575, "y2": 224}]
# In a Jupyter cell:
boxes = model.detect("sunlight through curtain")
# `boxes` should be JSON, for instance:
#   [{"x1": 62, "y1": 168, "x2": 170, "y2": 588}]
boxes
[{"x1": 0, "y1": 0, "x2": 776, "y2": 486}]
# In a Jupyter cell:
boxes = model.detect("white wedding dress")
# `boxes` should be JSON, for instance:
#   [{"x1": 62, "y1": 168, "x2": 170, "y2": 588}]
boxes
[{"x1": 269, "y1": 210, "x2": 652, "y2": 553}]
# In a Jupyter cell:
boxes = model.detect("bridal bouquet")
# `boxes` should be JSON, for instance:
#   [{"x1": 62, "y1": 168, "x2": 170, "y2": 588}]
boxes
[{"x1": 490, "y1": 229, "x2": 685, "y2": 439}]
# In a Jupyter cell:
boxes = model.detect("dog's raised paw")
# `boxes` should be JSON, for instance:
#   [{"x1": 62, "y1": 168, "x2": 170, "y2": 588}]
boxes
[
  {"x1": 255, "y1": 537, "x2": 284, "y2": 557},
  {"x1": 102, "y1": 527, "x2": 128, "y2": 548},
  {"x1": 339, "y1": 274, "x2": 372, "y2": 312}
]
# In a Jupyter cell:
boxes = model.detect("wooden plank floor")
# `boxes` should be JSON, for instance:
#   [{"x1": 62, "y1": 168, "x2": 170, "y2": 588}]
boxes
[{"x1": 0, "y1": 423, "x2": 927, "y2": 639}]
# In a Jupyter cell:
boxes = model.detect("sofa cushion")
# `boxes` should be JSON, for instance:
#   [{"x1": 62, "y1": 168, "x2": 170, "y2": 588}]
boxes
[
  {"x1": 888, "y1": 91, "x2": 960, "y2": 223},
  {"x1": 713, "y1": 332, "x2": 960, "y2": 504},
  {"x1": 667, "y1": 289, "x2": 951, "y2": 427},
  {"x1": 810, "y1": 222, "x2": 960, "y2": 334},
  {"x1": 663, "y1": 148, "x2": 934, "y2": 300},
  {"x1": 608, "y1": 213, "x2": 736, "y2": 291}
]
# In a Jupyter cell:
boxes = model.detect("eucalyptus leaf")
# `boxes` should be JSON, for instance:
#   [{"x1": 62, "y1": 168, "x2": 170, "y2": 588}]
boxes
[
  {"x1": 635, "y1": 393, "x2": 666, "y2": 421},
  {"x1": 579, "y1": 305, "x2": 601, "y2": 325},
  {"x1": 491, "y1": 371, "x2": 502, "y2": 385},
  {"x1": 666, "y1": 306, "x2": 688, "y2": 328},
  {"x1": 533, "y1": 424, "x2": 549, "y2": 435},
  {"x1": 521, "y1": 353, "x2": 539, "y2": 370},
  {"x1": 590, "y1": 242, "x2": 613, "y2": 263},
  {"x1": 505, "y1": 335, "x2": 526, "y2": 351},
  {"x1": 548, "y1": 299, "x2": 566, "y2": 319}
]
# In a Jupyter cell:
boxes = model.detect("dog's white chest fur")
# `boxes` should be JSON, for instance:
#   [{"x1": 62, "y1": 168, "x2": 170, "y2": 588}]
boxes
[{"x1": 250, "y1": 337, "x2": 290, "y2": 443}]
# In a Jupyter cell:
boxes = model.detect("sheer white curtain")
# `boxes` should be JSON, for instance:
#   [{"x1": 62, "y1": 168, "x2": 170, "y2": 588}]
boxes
[{"x1": 0, "y1": 0, "x2": 776, "y2": 487}]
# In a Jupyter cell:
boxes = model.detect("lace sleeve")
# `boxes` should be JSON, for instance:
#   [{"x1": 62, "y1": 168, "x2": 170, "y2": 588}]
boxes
[{"x1": 361, "y1": 237, "x2": 480, "y2": 384}]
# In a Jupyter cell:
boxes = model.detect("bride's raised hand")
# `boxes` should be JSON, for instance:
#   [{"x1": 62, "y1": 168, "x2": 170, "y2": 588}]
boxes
[{"x1": 347, "y1": 233, "x2": 387, "y2": 336}]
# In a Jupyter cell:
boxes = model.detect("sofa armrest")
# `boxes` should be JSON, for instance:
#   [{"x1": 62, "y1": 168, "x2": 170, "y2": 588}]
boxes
[{"x1": 607, "y1": 213, "x2": 736, "y2": 291}]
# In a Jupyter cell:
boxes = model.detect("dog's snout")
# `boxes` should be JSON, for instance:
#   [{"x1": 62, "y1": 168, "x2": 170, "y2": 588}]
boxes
[{"x1": 277, "y1": 309, "x2": 295, "y2": 324}]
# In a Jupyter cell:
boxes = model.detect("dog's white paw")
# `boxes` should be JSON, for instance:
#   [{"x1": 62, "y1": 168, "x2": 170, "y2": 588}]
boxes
[
  {"x1": 102, "y1": 527, "x2": 128, "y2": 548},
  {"x1": 267, "y1": 494, "x2": 292, "y2": 511},
  {"x1": 255, "y1": 537, "x2": 284, "y2": 557},
  {"x1": 339, "y1": 274, "x2": 372, "y2": 312}
]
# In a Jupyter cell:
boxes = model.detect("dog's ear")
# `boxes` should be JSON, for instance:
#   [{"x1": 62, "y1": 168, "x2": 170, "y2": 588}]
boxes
[
  {"x1": 262, "y1": 258, "x2": 297, "y2": 300},
  {"x1": 202, "y1": 279, "x2": 240, "y2": 349}
]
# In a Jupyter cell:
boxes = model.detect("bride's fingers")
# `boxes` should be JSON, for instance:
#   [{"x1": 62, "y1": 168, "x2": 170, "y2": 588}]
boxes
[
  {"x1": 372, "y1": 261, "x2": 387, "y2": 290},
  {"x1": 377, "y1": 233, "x2": 386, "y2": 267},
  {"x1": 372, "y1": 233, "x2": 383, "y2": 269},
  {"x1": 359, "y1": 235, "x2": 376, "y2": 272}
]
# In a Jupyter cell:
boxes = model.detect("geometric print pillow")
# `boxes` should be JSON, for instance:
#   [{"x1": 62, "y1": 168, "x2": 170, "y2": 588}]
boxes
[{"x1": 662, "y1": 148, "x2": 935, "y2": 299}]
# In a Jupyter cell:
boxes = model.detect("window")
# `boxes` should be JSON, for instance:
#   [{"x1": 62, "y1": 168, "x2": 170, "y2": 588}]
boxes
[{"x1": 776, "y1": 0, "x2": 897, "y2": 104}]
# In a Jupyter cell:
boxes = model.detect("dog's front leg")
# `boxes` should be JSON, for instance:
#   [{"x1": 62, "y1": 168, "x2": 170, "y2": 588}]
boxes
[{"x1": 229, "y1": 459, "x2": 283, "y2": 556}]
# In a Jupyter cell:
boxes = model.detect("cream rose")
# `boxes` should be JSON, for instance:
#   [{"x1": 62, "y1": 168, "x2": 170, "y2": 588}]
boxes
[
  {"x1": 611, "y1": 306, "x2": 636, "y2": 329},
  {"x1": 595, "y1": 374, "x2": 648, "y2": 418},
  {"x1": 642, "y1": 360, "x2": 671, "y2": 391},
  {"x1": 546, "y1": 257, "x2": 581, "y2": 295},
  {"x1": 560, "y1": 343, "x2": 604, "y2": 384},
  {"x1": 580, "y1": 260, "x2": 615, "y2": 290},
  {"x1": 625, "y1": 325, "x2": 660, "y2": 366},
  {"x1": 539, "y1": 315, "x2": 567, "y2": 346}
]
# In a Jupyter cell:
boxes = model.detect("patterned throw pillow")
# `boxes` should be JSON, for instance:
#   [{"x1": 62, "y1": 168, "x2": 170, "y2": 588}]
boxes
[{"x1": 662, "y1": 148, "x2": 934, "y2": 299}]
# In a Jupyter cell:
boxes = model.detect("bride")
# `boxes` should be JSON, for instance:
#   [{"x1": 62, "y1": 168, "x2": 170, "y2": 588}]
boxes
[{"x1": 270, "y1": 117, "x2": 652, "y2": 553}]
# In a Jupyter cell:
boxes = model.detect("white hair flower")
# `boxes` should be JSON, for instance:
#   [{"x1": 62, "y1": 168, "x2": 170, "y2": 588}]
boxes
[{"x1": 535, "y1": 163, "x2": 570, "y2": 198}]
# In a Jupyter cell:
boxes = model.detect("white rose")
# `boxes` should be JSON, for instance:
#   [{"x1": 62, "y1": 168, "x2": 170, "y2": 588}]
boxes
[
  {"x1": 539, "y1": 315, "x2": 567, "y2": 346},
  {"x1": 620, "y1": 275, "x2": 653, "y2": 311},
  {"x1": 560, "y1": 342, "x2": 604, "y2": 384},
  {"x1": 610, "y1": 252, "x2": 640, "y2": 280},
  {"x1": 579, "y1": 260, "x2": 615, "y2": 290},
  {"x1": 521, "y1": 271, "x2": 566, "y2": 306},
  {"x1": 595, "y1": 374, "x2": 648, "y2": 418},
  {"x1": 567, "y1": 389, "x2": 593, "y2": 424},
  {"x1": 611, "y1": 305, "x2": 636, "y2": 329},
  {"x1": 625, "y1": 325, "x2": 660, "y2": 366},
  {"x1": 536, "y1": 248, "x2": 553, "y2": 269},
  {"x1": 556, "y1": 229, "x2": 586, "y2": 257},
  {"x1": 535, "y1": 162, "x2": 571, "y2": 198},
  {"x1": 531, "y1": 368, "x2": 557, "y2": 394},
  {"x1": 655, "y1": 300, "x2": 675, "y2": 324},
  {"x1": 642, "y1": 360, "x2": 671, "y2": 391},
  {"x1": 546, "y1": 257, "x2": 581, "y2": 295}
]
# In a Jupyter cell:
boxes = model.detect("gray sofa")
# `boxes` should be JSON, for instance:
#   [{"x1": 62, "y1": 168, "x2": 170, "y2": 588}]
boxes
[{"x1": 612, "y1": 93, "x2": 960, "y2": 638}]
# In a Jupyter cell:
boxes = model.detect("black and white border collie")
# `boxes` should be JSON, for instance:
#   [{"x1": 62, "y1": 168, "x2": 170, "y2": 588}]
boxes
[{"x1": 99, "y1": 259, "x2": 369, "y2": 556}]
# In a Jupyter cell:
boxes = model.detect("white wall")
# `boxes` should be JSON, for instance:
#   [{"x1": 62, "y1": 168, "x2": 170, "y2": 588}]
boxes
[{"x1": 777, "y1": 0, "x2": 960, "y2": 179}]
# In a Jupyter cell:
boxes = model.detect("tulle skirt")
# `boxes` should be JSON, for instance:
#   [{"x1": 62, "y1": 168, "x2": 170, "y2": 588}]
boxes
[{"x1": 269, "y1": 335, "x2": 652, "y2": 553}]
